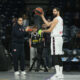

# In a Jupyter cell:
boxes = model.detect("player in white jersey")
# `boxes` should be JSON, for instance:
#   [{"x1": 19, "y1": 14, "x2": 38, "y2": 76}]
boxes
[{"x1": 40, "y1": 8, "x2": 64, "y2": 80}]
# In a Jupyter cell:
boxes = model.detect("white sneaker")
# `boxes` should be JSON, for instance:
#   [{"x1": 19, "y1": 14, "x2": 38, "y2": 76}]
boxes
[
  {"x1": 21, "y1": 71, "x2": 27, "y2": 75},
  {"x1": 50, "y1": 74, "x2": 63, "y2": 80},
  {"x1": 21, "y1": 71, "x2": 27, "y2": 80},
  {"x1": 47, "y1": 75, "x2": 58, "y2": 80},
  {"x1": 14, "y1": 71, "x2": 20, "y2": 80},
  {"x1": 58, "y1": 74, "x2": 64, "y2": 79}
]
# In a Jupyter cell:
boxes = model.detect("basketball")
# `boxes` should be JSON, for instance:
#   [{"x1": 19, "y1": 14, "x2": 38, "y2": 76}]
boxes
[{"x1": 34, "y1": 7, "x2": 43, "y2": 16}]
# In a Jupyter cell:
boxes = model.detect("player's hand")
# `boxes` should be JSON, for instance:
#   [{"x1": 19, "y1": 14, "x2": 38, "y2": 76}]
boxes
[
  {"x1": 42, "y1": 24, "x2": 47, "y2": 28},
  {"x1": 41, "y1": 30, "x2": 44, "y2": 33},
  {"x1": 40, "y1": 11, "x2": 44, "y2": 17}
]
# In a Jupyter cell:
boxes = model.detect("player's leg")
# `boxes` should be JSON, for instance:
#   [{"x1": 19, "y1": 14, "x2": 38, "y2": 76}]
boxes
[
  {"x1": 55, "y1": 37, "x2": 64, "y2": 78},
  {"x1": 58, "y1": 55, "x2": 64, "y2": 79},
  {"x1": 56, "y1": 37, "x2": 64, "y2": 78},
  {"x1": 53, "y1": 37, "x2": 60, "y2": 77},
  {"x1": 54, "y1": 55, "x2": 60, "y2": 76},
  {"x1": 48, "y1": 37, "x2": 60, "y2": 80}
]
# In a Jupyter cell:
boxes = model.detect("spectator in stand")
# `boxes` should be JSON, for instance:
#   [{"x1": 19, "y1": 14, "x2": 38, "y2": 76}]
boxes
[
  {"x1": 23, "y1": 14, "x2": 29, "y2": 28},
  {"x1": 75, "y1": 0, "x2": 80, "y2": 11},
  {"x1": 12, "y1": 17, "x2": 17, "y2": 26},
  {"x1": 74, "y1": 12, "x2": 80, "y2": 28}
]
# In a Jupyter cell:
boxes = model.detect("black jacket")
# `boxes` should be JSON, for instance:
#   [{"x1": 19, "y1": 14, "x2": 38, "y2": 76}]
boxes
[{"x1": 11, "y1": 24, "x2": 26, "y2": 44}]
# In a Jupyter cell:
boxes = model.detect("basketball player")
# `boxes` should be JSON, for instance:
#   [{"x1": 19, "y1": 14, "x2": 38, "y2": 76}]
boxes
[{"x1": 40, "y1": 8, "x2": 64, "y2": 80}]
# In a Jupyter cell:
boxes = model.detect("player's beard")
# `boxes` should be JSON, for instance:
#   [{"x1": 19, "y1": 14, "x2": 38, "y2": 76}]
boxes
[{"x1": 53, "y1": 14, "x2": 57, "y2": 17}]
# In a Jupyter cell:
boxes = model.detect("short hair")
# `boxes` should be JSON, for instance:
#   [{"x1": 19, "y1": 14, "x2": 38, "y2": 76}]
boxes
[
  {"x1": 53, "y1": 7, "x2": 61, "y2": 13},
  {"x1": 17, "y1": 17, "x2": 23, "y2": 20},
  {"x1": 33, "y1": 25, "x2": 38, "y2": 29}
]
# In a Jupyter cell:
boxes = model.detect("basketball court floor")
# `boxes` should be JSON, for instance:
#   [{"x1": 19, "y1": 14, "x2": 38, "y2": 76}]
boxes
[{"x1": 0, "y1": 70, "x2": 80, "y2": 80}]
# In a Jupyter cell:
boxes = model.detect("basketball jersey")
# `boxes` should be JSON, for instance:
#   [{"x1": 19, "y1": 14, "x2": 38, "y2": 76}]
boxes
[
  {"x1": 51, "y1": 16, "x2": 63, "y2": 37},
  {"x1": 30, "y1": 31, "x2": 44, "y2": 47}
]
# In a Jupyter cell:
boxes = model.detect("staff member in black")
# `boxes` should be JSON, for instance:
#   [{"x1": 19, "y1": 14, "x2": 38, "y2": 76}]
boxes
[{"x1": 11, "y1": 17, "x2": 29, "y2": 79}]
